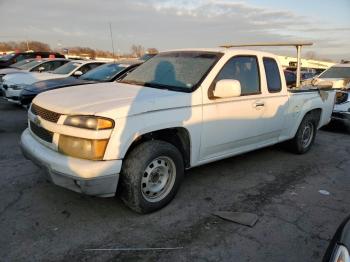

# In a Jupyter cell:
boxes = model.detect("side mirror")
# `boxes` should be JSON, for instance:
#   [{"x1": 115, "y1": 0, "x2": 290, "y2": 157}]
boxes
[
  {"x1": 38, "y1": 67, "x2": 45, "y2": 72},
  {"x1": 73, "y1": 70, "x2": 83, "y2": 77},
  {"x1": 213, "y1": 79, "x2": 241, "y2": 98}
]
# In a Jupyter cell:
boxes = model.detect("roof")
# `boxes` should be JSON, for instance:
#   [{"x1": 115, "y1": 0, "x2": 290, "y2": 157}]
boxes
[
  {"x1": 71, "y1": 60, "x2": 106, "y2": 65},
  {"x1": 331, "y1": 63, "x2": 350, "y2": 68},
  {"x1": 161, "y1": 48, "x2": 279, "y2": 58},
  {"x1": 37, "y1": 58, "x2": 69, "y2": 62}
]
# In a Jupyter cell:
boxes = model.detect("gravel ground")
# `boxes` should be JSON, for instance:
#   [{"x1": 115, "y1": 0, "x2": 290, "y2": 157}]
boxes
[{"x1": 0, "y1": 99, "x2": 349, "y2": 262}]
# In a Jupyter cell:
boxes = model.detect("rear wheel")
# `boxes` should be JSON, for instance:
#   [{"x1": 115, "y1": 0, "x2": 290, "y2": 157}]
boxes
[
  {"x1": 288, "y1": 113, "x2": 317, "y2": 154},
  {"x1": 119, "y1": 140, "x2": 184, "y2": 213}
]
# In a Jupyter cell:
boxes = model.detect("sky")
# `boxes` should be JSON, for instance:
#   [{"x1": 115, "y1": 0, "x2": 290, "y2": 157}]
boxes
[{"x1": 0, "y1": 0, "x2": 349, "y2": 61}]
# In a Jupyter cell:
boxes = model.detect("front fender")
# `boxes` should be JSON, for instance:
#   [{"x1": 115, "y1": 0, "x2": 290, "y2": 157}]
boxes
[{"x1": 103, "y1": 106, "x2": 201, "y2": 162}]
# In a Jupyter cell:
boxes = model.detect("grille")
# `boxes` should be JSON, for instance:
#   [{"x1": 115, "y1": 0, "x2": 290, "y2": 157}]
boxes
[
  {"x1": 31, "y1": 104, "x2": 61, "y2": 123},
  {"x1": 30, "y1": 121, "x2": 53, "y2": 143}
]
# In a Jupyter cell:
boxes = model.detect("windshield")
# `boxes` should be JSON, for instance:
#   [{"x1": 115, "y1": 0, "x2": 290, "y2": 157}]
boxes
[
  {"x1": 81, "y1": 63, "x2": 130, "y2": 81},
  {"x1": 319, "y1": 67, "x2": 350, "y2": 79},
  {"x1": 0, "y1": 53, "x2": 16, "y2": 61},
  {"x1": 121, "y1": 51, "x2": 222, "y2": 92},
  {"x1": 17, "y1": 60, "x2": 42, "y2": 70},
  {"x1": 10, "y1": 59, "x2": 34, "y2": 68},
  {"x1": 52, "y1": 61, "x2": 81, "y2": 75}
]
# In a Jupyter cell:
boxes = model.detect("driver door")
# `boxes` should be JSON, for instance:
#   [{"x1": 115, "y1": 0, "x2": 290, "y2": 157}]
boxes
[{"x1": 200, "y1": 55, "x2": 266, "y2": 161}]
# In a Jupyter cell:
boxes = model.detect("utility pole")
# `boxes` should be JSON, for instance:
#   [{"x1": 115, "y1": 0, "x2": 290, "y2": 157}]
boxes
[{"x1": 109, "y1": 22, "x2": 116, "y2": 62}]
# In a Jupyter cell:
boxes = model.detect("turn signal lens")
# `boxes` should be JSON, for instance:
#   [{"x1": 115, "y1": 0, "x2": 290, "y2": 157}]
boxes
[
  {"x1": 64, "y1": 116, "x2": 114, "y2": 130},
  {"x1": 58, "y1": 135, "x2": 109, "y2": 160}
]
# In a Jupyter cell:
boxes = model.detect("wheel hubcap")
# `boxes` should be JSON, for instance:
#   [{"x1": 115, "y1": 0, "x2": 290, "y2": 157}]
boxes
[
  {"x1": 301, "y1": 122, "x2": 314, "y2": 148},
  {"x1": 141, "y1": 156, "x2": 176, "y2": 202}
]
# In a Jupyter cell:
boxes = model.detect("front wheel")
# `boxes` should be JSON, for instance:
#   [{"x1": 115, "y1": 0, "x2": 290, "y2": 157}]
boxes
[
  {"x1": 119, "y1": 140, "x2": 184, "y2": 213},
  {"x1": 287, "y1": 113, "x2": 317, "y2": 154}
]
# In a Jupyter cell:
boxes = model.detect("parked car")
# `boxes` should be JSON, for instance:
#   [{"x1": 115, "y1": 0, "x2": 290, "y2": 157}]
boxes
[
  {"x1": 313, "y1": 63, "x2": 350, "y2": 89},
  {"x1": 6, "y1": 58, "x2": 36, "y2": 68},
  {"x1": 284, "y1": 69, "x2": 318, "y2": 88},
  {"x1": 310, "y1": 63, "x2": 350, "y2": 130},
  {"x1": 0, "y1": 51, "x2": 65, "y2": 69},
  {"x1": 332, "y1": 84, "x2": 350, "y2": 131},
  {"x1": 284, "y1": 70, "x2": 297, "y2": 88},
  {"x1": 2, "y1": 60, "x2": 105, "y2": 104},
  {"x1": 323, "y1": 215, "x2": 350, "y2": 262},
  {"x1": 0, "y1": 58, "x2": 70, "y2": 78},
  {"x1": 19, "y1": 61, "x2": 142, "y2": 106},
  {"x1": 21, "y1": 48, "x2": 335, "y2": 213}
]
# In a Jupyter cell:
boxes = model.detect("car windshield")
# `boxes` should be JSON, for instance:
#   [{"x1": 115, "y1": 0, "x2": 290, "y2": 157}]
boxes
[
  {"x1": 120, "y1": 51, "x2": 222, "y2": 92},
  {"x1": 0, "y1": 53, "x2": 16, "y2": 61},
  {"x1": 52, "y1": 61, "x2": 81, "y2": 75},
  {"x1": 319, "y1": 67, "x2": 350, "y2": 79},
  {"x1": 17, "y1": 60, "x2": 42, "y2": 70},
  {"x1": 10, "y1": 59, "x2": 34, "y2": 68},
  {"x1": 81, "y1": 63, "x2": 131, "y2": 81}
]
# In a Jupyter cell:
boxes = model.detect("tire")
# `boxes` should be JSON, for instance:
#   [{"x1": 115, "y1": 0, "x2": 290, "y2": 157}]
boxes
[
  {"x1": 119, "y1": 140, "x2": 184, "y2": 213},
  {"x1": 288, "y1": 113, "x2": 317, "y2": 154}
]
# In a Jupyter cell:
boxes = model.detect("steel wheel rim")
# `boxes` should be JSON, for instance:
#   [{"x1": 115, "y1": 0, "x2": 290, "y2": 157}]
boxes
[
  {"x1": 301, "y1": 122, "x2": 314, "y2": 148},
  {"x1": 141, "y1": 156, "x2": 176, "y2": 202}
]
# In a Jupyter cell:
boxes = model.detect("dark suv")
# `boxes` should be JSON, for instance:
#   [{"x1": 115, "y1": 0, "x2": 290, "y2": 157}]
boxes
[{"x1": 0, "y1": 52, "x2": 65, "y2": 69}]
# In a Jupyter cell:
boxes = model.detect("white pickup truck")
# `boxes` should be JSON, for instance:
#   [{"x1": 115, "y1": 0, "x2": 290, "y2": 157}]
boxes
[{"x1": 20, "y1": 48, "x2": 335, "y2": 213}]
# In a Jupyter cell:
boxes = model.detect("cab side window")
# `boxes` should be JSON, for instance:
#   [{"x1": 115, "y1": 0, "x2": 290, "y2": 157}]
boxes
[
  {"x1": 79, "y1": 63, "x2": 102, "y2": 74},
  {"x1": 263, "y1": 57, "x2": 282, "y2": 92},
  {"x1": 214, "y1": 56, "x2": 260, "y2": 96}
]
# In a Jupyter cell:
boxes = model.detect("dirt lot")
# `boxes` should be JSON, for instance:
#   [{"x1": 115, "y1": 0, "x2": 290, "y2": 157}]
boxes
[{"x1": 0, "y1": 99, "x2": 349, "y2": 262}]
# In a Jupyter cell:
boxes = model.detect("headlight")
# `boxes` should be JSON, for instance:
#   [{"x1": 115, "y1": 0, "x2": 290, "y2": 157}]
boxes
[
  {"x1": 64, "y1": 115, "x2": 114, "y2": 130},
  {"x1": 58, "y1": 135, "x2": 108, "y2": 160},
  {"x1": 333, "y1": 245, "x2": 350, "y2": 262}
]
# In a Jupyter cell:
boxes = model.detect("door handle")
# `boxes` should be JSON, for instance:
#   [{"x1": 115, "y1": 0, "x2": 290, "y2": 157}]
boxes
[{"x1": 254, "y1": 102, "x2": 265, "y2": 107}]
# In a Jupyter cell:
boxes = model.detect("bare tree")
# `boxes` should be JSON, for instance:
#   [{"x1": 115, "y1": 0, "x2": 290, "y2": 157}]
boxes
[
  {"x1": 131, "y1": 44, "x2": 145, "y2": 57},
  {"x1": 0, "y1": 41, "x2": 50, "y2": 52}
]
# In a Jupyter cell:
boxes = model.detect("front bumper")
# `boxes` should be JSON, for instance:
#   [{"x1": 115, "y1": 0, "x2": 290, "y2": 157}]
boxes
[
  {"x1": 20, "y1": 128, "x2": 122, "y2": 197},
  {"x1": 4, "y1": 87, "x2": 21, "y2": 103}
]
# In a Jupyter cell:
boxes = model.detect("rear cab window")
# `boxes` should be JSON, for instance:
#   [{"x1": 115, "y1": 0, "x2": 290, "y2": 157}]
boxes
[{"x1": 263, "y1": 57, "x2": 282, "y2": 93}]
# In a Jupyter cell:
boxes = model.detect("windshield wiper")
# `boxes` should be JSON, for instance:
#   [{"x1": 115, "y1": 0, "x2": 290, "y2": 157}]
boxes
[
  {"x1": 143, "y1": 82, "x2": 188, "y2": 92},
  {"x1": 143, "y1": 82, "x2": 173, "y2": 90},
  {"x1": 119, "y1": 79, "x2": 146, "y2": 86}
]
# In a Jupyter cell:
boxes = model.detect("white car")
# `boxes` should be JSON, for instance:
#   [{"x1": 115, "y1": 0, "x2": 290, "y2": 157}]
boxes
[
  {"x1": 21, "y1": 48, "x2": 336, "y2": 213},
  {"x1": 2, "y1": 60, "x2": 105, "y2": 104},
  {"x1": 332, "y1": 83, "x2": 350, "y2": 130},
  {"x1": 312, "y1": 63, "x2": 350, "y2": 129},
  {"x1": 0, "y1": 58, "x2": 69, "y2": 76}
]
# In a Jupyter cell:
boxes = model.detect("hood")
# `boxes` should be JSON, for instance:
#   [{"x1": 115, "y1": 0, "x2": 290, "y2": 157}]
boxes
[
  {"x1": 3, "y1": 72, "x2": 68, "y2": 86},
  {"x1": 33, "y1": 82, "x2": 192, "y2": 118},
  {"x1": 24, "y1": 77, "x2": 95, "y2": 92},
  {"x1": 0, "y1": 68, "x2": 21, "y2": 75}
]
